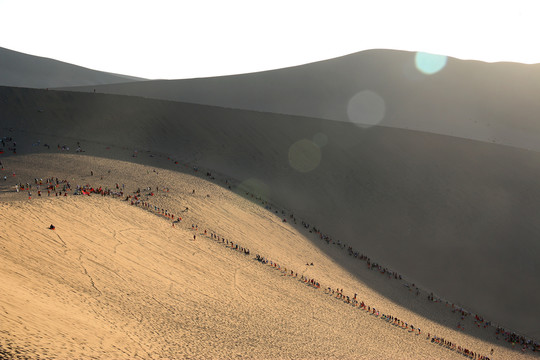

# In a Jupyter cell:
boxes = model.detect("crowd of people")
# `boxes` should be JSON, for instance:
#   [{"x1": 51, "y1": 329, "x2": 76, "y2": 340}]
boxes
[
  {"x1": 14, "y1": 177, "x2": 74, "y2": 198},
  {"x1": 495, "y1": 326, "x2": 539, "y2": 353},
  {"x1": 1, "y1": 135, "x2": 16, "y2": 154}
]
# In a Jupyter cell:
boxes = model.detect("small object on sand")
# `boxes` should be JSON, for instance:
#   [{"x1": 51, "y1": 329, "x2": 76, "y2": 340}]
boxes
[{"x1": 49, "y1": 224, "x2": 55, "y2": 230}]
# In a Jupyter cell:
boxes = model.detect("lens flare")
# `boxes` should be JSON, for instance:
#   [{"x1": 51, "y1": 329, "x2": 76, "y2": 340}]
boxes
[
  {"x1": 415, "y1": 52, "x2": 447, "y2": 75},
  {"x1": 312, "y1": 132, "x2": 328, "y2": 148},
  {"x1": 347, "y1": 90, "x2": 386, "y2": 127},
  {"x1": 288, "y1": 139, "x2": 322, "y2": 173}
]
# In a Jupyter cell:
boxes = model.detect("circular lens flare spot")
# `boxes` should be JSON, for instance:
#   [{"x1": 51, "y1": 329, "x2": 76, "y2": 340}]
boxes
[
  {"x1": 288, "y1": 139, "x2": 321, "y2": 173},
  {"x1": 415, "y1": 52, "x2": 447, "y2": 75},
  {"x1": 347, "y1": 90, "x2": 386, "y2": 126},
  {"x1": 312, "y1": 132, "x2": 328, "y2": 148}
]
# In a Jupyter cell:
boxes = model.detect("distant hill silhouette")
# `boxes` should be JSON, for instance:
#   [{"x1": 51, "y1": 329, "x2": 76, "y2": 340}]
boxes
[
  {"x1": 61, "y1": 49, "x2": 540, "y2": 152},
  {"x1": 0, "y1": 47, "x2": 145, "y2": 88}
]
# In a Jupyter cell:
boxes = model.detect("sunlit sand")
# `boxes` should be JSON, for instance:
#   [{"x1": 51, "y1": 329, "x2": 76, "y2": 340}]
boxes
[{"x1": 0, "y1": 153, "x2": 536, "y2": 359}]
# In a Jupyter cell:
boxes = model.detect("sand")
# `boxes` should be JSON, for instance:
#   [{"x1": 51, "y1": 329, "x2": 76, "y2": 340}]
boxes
[
  {"x1": 2, "y1": 43, "x2": 539, "y2": 359},
  {"x1": 1, "y1": 86, "x2": 540, "y2": 343},
  {"x1": 1, "y1": 152, "x2": 533, "y2": 359},
  {"x1": 59, "y1": 49, "x2": 540, "y2": 152},
  {"x1": 0, "y1": 46, "x2": 144, "y2": 89}
]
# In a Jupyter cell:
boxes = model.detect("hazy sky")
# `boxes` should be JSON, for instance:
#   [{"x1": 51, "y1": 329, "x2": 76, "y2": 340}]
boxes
[{"x1": 1, "y1": 0, "x2": 539, "y2": 79}]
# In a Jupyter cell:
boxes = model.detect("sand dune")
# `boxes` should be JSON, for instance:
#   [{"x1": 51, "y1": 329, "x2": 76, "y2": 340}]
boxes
[
  {"x1": 1, "y1": 86, "x2": 540, "y2": 348},
  {"x1": 0, "y1": 47, "x2": 145, "y2": 89},
  {"x1": 59, "y1": 49, "x2": 540, "y2": 152},
  {"x1": 0, "y1": 153, "x2": 532, "y2": 359}
]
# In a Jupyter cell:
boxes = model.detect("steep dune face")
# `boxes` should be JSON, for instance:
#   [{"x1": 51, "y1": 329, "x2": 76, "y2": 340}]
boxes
[
  {"x1": 0, "y1": 47, "x2": 145, "y2": 88},
  {"x1": 60, "y1": 49, "x2": 540, "y2": 152},
  {"x1": 1, "y1": 86, "x2": 540, "y2": 342},
  {"x1": 0, "y1": 154, "x2": 486, "y2": 360}
]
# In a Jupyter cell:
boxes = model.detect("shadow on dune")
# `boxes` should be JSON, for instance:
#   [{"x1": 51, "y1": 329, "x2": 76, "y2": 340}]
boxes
[
  {"x1": 60, "y1": 49, "x2": 540, "y2": 153},
  {"x1": 2, "y1": 86, "x2": 540, "y2": 347}
]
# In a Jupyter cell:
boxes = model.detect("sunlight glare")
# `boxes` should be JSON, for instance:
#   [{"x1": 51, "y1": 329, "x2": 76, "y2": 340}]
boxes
[
  {"x1": 415, "y1": 52, "x2": 447, "y2": 75},
  {"x1": 347, "y1": 90, "x2": 386, "y2": 127}
]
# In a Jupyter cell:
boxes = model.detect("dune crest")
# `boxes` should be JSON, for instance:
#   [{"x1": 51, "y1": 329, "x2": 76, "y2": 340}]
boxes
[
  {"x1": 59, "y1": 49, "x2": 540, "y2": 152},
  {"x1": 0, "y1": 47, "x2": 145, "y2": 88}
]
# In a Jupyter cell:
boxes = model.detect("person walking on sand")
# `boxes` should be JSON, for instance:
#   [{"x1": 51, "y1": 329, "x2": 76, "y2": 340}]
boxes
[{"x1": 193, "y1": 234, "x2": 196, "y2": 241}]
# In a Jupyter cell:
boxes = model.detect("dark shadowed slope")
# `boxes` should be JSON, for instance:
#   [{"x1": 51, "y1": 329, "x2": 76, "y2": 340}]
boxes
[
  {"x1": 1, "y1": 86, "x2": 540, "y2": 341},
  {"x1": 61, "y1": 49, "x2": 540, "y2": 152},
  {"x1": 0, "y1": 47, "x2": 145, "y2": 88}
]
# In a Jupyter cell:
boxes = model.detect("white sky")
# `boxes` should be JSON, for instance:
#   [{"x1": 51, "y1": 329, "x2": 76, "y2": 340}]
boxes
[{"x1": 1, "y1": 0, "x2": 539, "y2": 79}]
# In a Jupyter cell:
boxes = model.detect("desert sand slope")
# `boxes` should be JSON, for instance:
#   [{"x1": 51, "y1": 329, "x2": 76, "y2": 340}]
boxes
[
  {"x1": 1, "y1": 87, "x2": 540, "y2": 343},
  {"x1": 0, "y1": 47, "x2": 145, "y2": 89},
  {"x1": 59, "y1": 49, "x2": 540, "y2": 152},
  {"x1": 0, "y1": 153, "x2": 528, "y2": 359}
]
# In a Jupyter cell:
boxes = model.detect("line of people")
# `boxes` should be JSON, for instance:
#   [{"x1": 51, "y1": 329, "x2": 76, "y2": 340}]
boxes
[
  {"x1": 145, "y1": 150, "x2": 540, "y2": 354},
  {"x1": 239, "y1": 191, "x2": 540, "y2": 354},
  {"x1": 155, "y1": 199, "x2": 495, "y2": 360}
]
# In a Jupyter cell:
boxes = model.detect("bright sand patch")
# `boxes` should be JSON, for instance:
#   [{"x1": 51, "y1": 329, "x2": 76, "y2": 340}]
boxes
[{"x1": 0, "y1": 154, "x2": 532, "y2": 359}]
